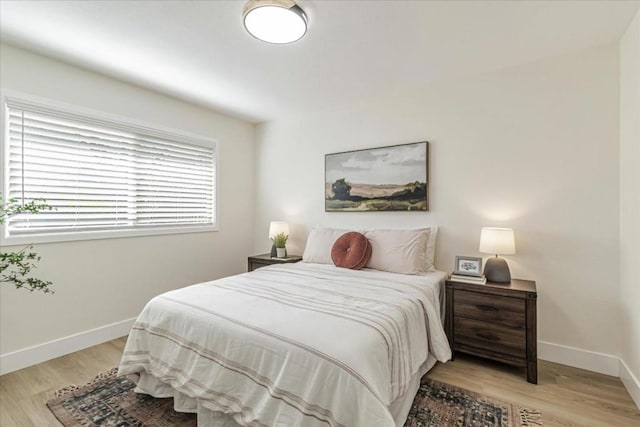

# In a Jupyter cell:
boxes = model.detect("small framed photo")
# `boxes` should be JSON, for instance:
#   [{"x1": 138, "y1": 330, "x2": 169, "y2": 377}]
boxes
[{"x1": 454, "y1": 256, "x2": 483, "y2": 277}]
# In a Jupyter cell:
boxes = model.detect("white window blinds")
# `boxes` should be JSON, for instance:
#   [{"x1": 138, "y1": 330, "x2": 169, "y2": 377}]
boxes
[{"x1": 3, "y1": 98, "x2": 216, "y2": 242}]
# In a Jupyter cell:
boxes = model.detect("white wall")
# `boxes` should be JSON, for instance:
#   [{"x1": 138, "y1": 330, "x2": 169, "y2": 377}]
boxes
[
  {"x1": 254, "y1": 45, "x2": 621, "y2": 357},
  {"x1": 619, "y1": 10, "x2": 640, "y2": 398},
  {"x1": 0, "y1": 45, "x2": 255, "y2": 358}
]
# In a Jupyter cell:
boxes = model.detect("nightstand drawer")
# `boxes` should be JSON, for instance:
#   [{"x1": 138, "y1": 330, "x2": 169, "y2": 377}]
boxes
[
  {"x1": 249, "y1": 261, "x2": 271, "y2": 271},
  {"x1": 454, "y1": 317, "x2": 526, "y2": 358},
  {"x1": 454, "y1": 289, "x2": 525, "y2": 328},
  {"x1": 446, "y1": 278, "x2": 537, "y2": 383},
  {"x1": 248, "y1": 254, "x2": 303, "y2": 272}
]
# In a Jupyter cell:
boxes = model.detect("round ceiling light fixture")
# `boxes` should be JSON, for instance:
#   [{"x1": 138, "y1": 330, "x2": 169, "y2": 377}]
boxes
[{"x1": 243, "y1": 0, "x2": 307, "y2": 44}]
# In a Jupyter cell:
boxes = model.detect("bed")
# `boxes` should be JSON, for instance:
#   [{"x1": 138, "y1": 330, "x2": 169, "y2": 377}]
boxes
[{"x1": 118, "y1": 261, "x2": 451, "y2": 427}]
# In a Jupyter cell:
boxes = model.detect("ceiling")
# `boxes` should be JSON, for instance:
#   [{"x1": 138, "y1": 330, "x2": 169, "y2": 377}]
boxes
[{"x1": 1, "y1": 1, "x2": 638, "y2": 123}]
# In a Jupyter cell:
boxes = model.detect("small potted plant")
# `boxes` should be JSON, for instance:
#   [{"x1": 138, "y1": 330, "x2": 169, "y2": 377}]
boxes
[{"x1": 272, "y1": 232, "x2": 288, "y2": 258}]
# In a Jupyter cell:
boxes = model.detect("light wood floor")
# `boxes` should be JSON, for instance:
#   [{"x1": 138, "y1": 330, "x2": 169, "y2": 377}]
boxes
[{"x1": 1, "y1": 337, "x2": 638, "y2": 426}]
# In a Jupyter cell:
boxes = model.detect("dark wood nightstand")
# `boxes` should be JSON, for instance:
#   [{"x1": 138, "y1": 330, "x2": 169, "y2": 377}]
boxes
[
  {"x1": 248, "y1": 253, "x2": 303, "y2": 272},
  {"x1": 445, "y1": 279, "x2": 538, "y2": 384}
]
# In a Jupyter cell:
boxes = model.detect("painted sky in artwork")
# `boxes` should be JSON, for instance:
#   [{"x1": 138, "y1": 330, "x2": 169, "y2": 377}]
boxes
[{"x1": 326, "y1": 142, "x2": 426, "y2": 186}]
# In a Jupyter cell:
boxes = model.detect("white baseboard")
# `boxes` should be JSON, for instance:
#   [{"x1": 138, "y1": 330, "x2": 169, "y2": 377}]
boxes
[
  {"x1": 0, "y1": 317, "x2": 135, "y2": 376},
  {"x1": 534, "y1": 341, "x2": 640, "y2": 409},
  {"x1": 620, "y1": 358, "x2": 640, "y2": 410},
  {"x1": 538, "y1": 341, "x2": 620, "y2": 377}
]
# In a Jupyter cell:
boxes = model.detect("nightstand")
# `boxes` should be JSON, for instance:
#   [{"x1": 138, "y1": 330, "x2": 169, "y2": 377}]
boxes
[
  {"x1": 445, "y1": 279, "x2": 538, "y2": 384},
  {"x1": 248, "y1": 253, "x2": 303, "y2": 272}
]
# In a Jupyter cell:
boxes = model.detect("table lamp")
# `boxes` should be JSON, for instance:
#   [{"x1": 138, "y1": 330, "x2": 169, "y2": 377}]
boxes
[
  {"x1": 479, "y1": 227, "x2": 516, "y2": 283},
  {"x1": 269, "y1": 221, "x2": 290, "y2": 257}
]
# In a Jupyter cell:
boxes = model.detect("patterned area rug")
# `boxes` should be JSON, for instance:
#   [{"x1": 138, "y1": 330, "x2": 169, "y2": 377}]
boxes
[
  {"x1": 47, "y1": 368, "x2": 543, "y2": 426},
  {"x1": 406, "y1": 378, "x2": 543, "y2": 427}
]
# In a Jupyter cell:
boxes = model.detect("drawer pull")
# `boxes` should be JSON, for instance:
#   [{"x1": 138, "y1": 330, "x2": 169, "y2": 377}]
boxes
[
  {"x1": 476, "y1": 304, "x2": 498, "y2": 312},
  {"x1": 477, "y1": 332, "x2": 499, "y2": 341}
]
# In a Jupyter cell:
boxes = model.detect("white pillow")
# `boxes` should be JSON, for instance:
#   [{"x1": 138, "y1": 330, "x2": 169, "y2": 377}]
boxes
[
  {"x1": 364, "y1": 228, "x2": 431, "y2": 275},
  {"x1": 426, "y1": 226, "x2": 438, "y2": 271},
  {"x1": 302, "y1": 227, "x2": 352, "y2": 264}
]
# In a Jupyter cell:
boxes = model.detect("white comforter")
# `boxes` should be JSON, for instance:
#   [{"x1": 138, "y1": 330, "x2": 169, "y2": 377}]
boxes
[{"x1": 118, "y1": 263, "x2": 451, "y2": 427}]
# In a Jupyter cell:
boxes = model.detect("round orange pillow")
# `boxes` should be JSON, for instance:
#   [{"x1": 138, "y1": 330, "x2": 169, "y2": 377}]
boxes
[{"x1": 331, "y1": 232, "x2": 372, "y2": 270}]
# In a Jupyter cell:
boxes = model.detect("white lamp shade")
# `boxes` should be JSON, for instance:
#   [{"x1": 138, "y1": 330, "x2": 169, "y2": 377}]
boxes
[
  {"x1": 243, "y1": 0, "x2": 307, "y2": 44},
  {"x1": 269, "y1": 221, "x2": 290, "y2": 238},
  {"x1": 479, "y1": 227, "x2": 516, "y2": 255}
]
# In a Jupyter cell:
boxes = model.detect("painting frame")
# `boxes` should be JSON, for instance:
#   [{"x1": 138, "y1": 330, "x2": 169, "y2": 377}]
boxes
[
  {"x1": 324, "y1": 141, "x2": 429, "y2": 212},
  {"x1": 454, "y1": 256, "x2": 483, "y2": 277}
]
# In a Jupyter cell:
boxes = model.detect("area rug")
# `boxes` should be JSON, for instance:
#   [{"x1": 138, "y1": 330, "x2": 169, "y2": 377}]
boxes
[
  {"x1": 47, "y1": 368, "x2": 543, "y2": 426},
  {"x1": 405, "y1": 378, "x2": 543, "y2": 427}
]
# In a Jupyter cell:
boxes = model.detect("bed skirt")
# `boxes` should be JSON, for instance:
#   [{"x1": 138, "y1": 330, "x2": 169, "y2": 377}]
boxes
[{"x1": 126, "y1": 354, "x2": 438, "y2": 427}]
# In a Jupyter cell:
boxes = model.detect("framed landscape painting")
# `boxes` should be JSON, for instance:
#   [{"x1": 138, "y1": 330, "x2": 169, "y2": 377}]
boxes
[{"x1": 325, "y1": 141, "x2": 428, "y2": 212}]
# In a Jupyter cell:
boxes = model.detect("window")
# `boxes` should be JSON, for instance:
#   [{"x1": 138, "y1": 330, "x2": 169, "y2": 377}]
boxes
[{"x1": 1, "y1": 95, "x2": 217, "y2": 245}]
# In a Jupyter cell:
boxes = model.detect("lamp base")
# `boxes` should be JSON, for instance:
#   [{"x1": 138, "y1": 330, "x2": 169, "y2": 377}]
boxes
[{"x1": 484, "y1": 257, "x2": 511, "y2": 283}]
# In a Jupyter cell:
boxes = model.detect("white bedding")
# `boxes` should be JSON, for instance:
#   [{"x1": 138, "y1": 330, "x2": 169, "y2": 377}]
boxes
[{"x1": 118, "y1": 263, "x2": 451, "y2": 427}]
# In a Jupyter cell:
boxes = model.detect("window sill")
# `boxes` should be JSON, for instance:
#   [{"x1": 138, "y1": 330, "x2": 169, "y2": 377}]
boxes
[{"x1": 0, "y1": 224, "x2": 219, "y2": 247}]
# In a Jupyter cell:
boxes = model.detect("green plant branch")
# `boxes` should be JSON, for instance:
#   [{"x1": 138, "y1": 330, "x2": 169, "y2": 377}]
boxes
[
  {"x1": 0, "y1": 197, "x2": 52, "y2": 223},
  {"x1": 0, "y1": 195, "x2": 54, "y2": 293}
]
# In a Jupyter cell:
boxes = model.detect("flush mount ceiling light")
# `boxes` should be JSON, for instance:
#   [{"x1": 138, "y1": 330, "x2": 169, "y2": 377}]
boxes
[{"x1": 243, "y1": 0, "x2": 307, "y2": 44}]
